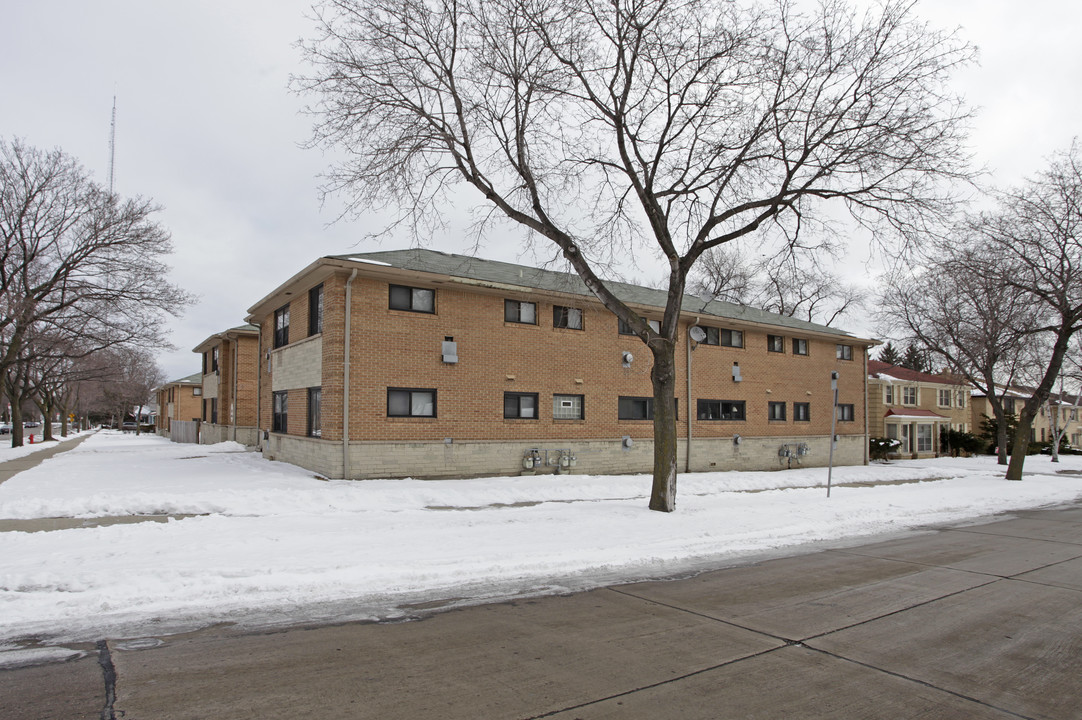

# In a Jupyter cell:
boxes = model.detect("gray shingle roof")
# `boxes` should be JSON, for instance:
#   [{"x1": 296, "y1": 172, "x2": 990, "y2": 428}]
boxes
[{"x1": 329, "y1": 248, "x2": 860, "y2": 339}]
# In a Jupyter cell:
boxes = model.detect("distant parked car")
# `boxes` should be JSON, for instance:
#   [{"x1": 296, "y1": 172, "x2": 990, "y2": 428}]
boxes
[
  {"x1": 23, "y1": 421, "x2": 40, "y2": 428},
  {"x1": 0, "y1": 423, "x2": 11, "y2": 435},
  {"x1": 121, "y1": 421, "x2": 138, "y2": 431}
]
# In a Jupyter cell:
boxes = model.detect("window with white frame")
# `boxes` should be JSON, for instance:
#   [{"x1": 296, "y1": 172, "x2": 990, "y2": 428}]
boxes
[
  {"x1": 885, "y1": 385, "x2": 894, "y2": 404},
  {"x1": 938, "y1": 389, "x2": 952, "y2": 407},
  {"x1": 916, "y1": 424, "x2": 933, "y2": 452},
  {"x1": 957, "y1": 390, "x2": 967, "y2": 408},
  {"x1": 902, "y1": 386, "x2": 918, "y2": 405}
]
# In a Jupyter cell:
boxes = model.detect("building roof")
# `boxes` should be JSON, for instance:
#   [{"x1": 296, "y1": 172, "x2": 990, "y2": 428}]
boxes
[
  {"x1": 166, "y1": 372, "x2": 202, "y2": 386},
  {"x1": 868, "y1": 361, "x2": 968, "y2": 386},
  {"x1": 192, "y1": 324, "x2": 260, "y2": 353},
  {"x1": 316, "y1": 248, "x2": 869, "y2": 341},
  {"x1": 884, "y1": 408, "x2": 950, "y2": 421}
]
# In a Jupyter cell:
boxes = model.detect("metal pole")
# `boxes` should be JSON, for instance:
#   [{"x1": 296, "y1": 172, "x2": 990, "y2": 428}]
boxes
[{"x1": 827, "y1": 371, "x2": 839, "y2": 497}]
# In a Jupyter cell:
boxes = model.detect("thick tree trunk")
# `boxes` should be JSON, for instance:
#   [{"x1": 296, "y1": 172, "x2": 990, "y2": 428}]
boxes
[
  {"x1": 996, "y1": 422, "x2": 1009, "y2": 465},
  {"x1": 648, "y1": 342, "x2": 679, "y2": 512},
  {"x1": 1006, "y1": 409, "x2": 1035, "y2": 480}
]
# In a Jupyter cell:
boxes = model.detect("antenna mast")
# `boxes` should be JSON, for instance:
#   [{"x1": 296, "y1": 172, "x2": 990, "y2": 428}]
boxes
[{"x1": 108, "y1": 95, "x2": 117, "y2": 193}]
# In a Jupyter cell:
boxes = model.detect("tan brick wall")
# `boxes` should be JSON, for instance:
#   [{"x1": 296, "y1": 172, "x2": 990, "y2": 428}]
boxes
[{"x1": 253, "y1": 269, "x2": 868, "y2": 478}]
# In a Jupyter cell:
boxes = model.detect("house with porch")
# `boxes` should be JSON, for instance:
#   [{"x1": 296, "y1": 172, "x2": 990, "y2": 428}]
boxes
[{"x1": 867, "y1": 361, "x2": 973, "y2": 458}]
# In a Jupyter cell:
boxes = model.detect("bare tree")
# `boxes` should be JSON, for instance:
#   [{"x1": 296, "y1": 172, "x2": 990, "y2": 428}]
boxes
[
  {"x1": 881, "y1": 243, "x2": 1038, "y2": 465},
  {"x1": 0, "y1": 138, "x2": 193, "y2": 447},
  {"x1": 299, "y1": 0, "x2": 975, "y2": 511}
]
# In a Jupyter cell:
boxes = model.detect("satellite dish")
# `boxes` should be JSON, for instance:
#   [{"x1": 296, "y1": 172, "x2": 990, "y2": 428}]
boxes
[{"x1": 689, "y1": 326, "x2": 707, "y2": 343}]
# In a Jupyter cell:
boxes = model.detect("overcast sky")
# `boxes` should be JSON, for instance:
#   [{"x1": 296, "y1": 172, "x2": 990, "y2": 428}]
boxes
[{"x1": 2, "y1": 0, "x2": 1079, "y2": 382}]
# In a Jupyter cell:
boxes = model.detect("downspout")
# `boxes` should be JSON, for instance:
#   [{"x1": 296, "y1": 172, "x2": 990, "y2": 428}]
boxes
[
  {"x1": 256, "y1": 326, "x2": 263, "y2": 450},
  {"x1": 863, "y1": 345, "x2": 869, "y2": 465},
  {"x1": 231, "y1": 336, "x2": 238, "y2": 443},
  {"x1": 685, "y1": 319, "x2": 698, "y2": 473},
  {"x1": 343, "y1": 269, "x2": 358, "y2": 479}
]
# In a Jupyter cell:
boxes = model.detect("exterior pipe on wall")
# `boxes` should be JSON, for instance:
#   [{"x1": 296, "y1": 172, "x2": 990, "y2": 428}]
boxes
[
  {"x1": 343, "y1": 268, "x2": 358, "y2": 480},
  {"x1": 686, "y1": 319, "x2": 698, "y2": 473}
]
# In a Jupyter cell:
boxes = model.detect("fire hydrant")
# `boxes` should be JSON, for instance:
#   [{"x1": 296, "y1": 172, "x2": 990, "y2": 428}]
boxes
[{"x1": 28, "y1": 434, "x2": 35, "y2": 444}]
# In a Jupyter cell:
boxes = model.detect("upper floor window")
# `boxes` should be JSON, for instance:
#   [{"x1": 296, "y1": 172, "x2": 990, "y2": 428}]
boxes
[
  {"x1": 884, "y1": 385, "x2": 894, "y2": 405},
  {"x1": 938, "y1": 389, "x2": 952, "y2": 407},
  {"x1": 389, "y1": 284, "x2": 435, "y2": 313},
  {"x1": 309, "y1": 284, "x2": 324, "y2": 335},
  {"x1": 767, "y1": 335, "x2": 785, "y2": 353},
  {"x1": 274, "y1": 304, "x2": 290, "y2": 348},
  {"x1": 553, "y1": 394, "x2": 584, "y2": 420},
  {"x1": 792, "y1": 338, "x2": 809, "y2": 356},
  {"x1": 553, "y1": 305, "x2": 583, "y2": 330},
  {"x1": 697, "y1": 399, "x2": 745, "y2": 421},
  {"x1": 211, "y1": 346, "x2": 219, "y2": 373},
  {"x1": 504, "y1": 300, "x2": 537, "y2": 325},
  {"x1": 387, "y1": 388, "x2": 437, "y2": 417},
  {"x1": 902, "y1": 386, "x2": 918, "y2": 405},
  {"x1": 721, "y1": 329, "x2": 743, "y2": 348},
  {"x1": 619, "y1": 317, "x2": 660, "y2": 335},
  {"x1": 504, "y1": 392, "x2": 539, "y2": 419},
  {"x1": 836, "y1": 344, "x2": 853, "y2": 361},
  {"x1": 957, "y1": 391, "x2": 967, "y2": 408}
]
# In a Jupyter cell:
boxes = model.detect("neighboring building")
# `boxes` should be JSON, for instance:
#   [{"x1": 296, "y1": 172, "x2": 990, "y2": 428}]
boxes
[
  {"x1": 1035, "y1": 391, "x2": 1082, "y2": 447},
  {"x1": 154, "y1": 373, "x2": 203, "y2": 439},
  {"x1": 193, "y1": 324, "x2": 261, "y2": 446},
  {"x1": 867, "y1": 361, "x2": 972, "y2": 458},
  {"x1": 244, "y1": 249, "x2": 875, "y2": 480}
]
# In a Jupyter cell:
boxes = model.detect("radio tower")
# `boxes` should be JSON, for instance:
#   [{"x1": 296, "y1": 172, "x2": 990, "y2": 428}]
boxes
[{"x1": 107, "y1": 95, "x2": 117, "y2": 193}]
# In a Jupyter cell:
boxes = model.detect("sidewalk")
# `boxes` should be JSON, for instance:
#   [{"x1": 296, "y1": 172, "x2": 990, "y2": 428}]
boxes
[
  {"x1": 0, "y1": 432, "x2": 94, "y2": 486},
  {"x1": 3, "y1": 502, "x2": 1081, "y2": 719}
]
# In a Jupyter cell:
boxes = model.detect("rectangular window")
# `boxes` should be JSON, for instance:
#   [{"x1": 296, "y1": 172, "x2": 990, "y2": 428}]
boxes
[
  {"x1": 794, "y1": 402, "x2": 810, "y2": 422},
  {"x1": 699, "y1": 327, "x2": 720, "y2": 345},
  {"x1": 767, "y1": 335, "x2": 784, "y2": 353},
  {"x1": 202, "y1": 351, "x2": 208, "y2": 375},
  {"x1": 504, "y1": 299, "x2": 537, "y2": 325},
  {"x1": 619, "y1": 317, "x2": 660, "y2": 335},
  {"x1": 553, "y1": 305, "x2": 583, "y2": 330},
  {"x1": 274, "y1": 304, "x2": 290, "y2": 349},
  {"x1": 1003, "y1": 398, "x2": 1016, "y2": 415},
  {"x1": 619, "y1": 396, "x2": 678, "y2": 421},
  {"x1": 202, "y1": 399, "x2": 207, "y2": 422},
  {"x1": 387, "y1": 388, "x2": 436, "y2": 417},
  {"x1": 768, "y1": 401, "x2": 787, "y2": 421},
  {"x1": 1072, "y1": 409, "x2": 1078, "y2": 421},
  {"x1": 792, "y1": 338, "x2": 809, "y2": 355},
  {"x1": 309, "y1": 284, "x2": 324, "y2": 336},
  {"x1": 885, "y1": 385, "x2": 894, "y2": 405},
  {"x1": 721, "y1": 329, "x2": 743, "y2": 348},
  {"x1": 696, "y1": 400, "x2": 745, "y2": 421},
  {"x1": 938, "y1": 389, "x2": 952, "y2": 407},
  {"x1": 903, "y1": 387, "x2": 917, "y2": 405},
  {"x1": 210, "y1": 398, "x2": 218, "y2": 425},
  {"x1": 211, "y1": 346, "x2": 219, "y2": 373},
  {"x1": 272, "y1": 391, "x2": 288, "y2": 433},
  {"x1": 389, "y1": 284, "x2": 435, "y2": 313},
  {"x1": 504, "y1": 392, "x2": 539, "y2": 419},
  {"x1": 307, "y1": 387, "x2": 322, "y2": 438},
  {"x1": 553, "y1": 394, "x2": 584, "y2": 420},
  {"x1": 193, "y1": 387, "x2": 202, "y2": 397},
  {"x1": 836, "y1": 344, "x2": 853, "y2": 361},
  {"x1": 916, "y1": 424, "x2": 933, "y2": 452},
  {"x1": 837, "y1": 403, "x2": 855, "y2": 422},
  {"x1": 957, "y1": 391, "x2": 967, "y2": 408}
]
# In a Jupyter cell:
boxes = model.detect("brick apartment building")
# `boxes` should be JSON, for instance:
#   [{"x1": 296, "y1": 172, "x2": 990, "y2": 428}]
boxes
[
  {"x1": 154, "y1": 373, "x2": 202, "y2": 438},
  {"x1": 192, "y1": 324, "x2": 260, "y2": 445},
  {"x1": 867, "y1": 361, "x2": 972, "y2": 458},
  {"x1": 244, "y1": 249, "x2": 876, "y2": 480}
]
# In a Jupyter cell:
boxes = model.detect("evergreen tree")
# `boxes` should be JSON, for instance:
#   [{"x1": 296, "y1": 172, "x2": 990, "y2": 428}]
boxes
[
  {"x1": 901, "y1": 344, "x2": 930, "y2": 372},
  {"x1": 877, "y1": 342, "x2": 902, "y2": 365}
]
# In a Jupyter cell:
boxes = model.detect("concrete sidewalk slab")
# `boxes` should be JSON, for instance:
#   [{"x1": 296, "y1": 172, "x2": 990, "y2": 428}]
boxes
[
  {"x1": 0, "y1": 655, "x2": 103, "y2": 720},
  {"x1": 544, "y1": 645, "x2": 1020, "y2": 720},
  {"x1": 1013, "y1": 555, "x2": 1082, "y2": 591},
  {"x1": 109, "y1": 589, "x2": 782, "y2": 720},
  {"x1": 809, "y1": 578, "x2": 1082, "y2": 720},
  {"x1": 840, "y1": 524, "x2": 1082, "y2": 577},
  {"x1": 616, "y1": 552, "x2": 994, "y2": 641}
]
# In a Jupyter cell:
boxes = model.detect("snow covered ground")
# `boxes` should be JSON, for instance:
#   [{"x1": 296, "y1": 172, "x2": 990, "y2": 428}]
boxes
[{"x1": 2, "y1": 430, "x2": 1081, "y2": 664}]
